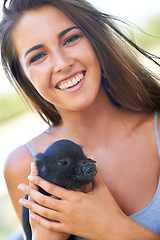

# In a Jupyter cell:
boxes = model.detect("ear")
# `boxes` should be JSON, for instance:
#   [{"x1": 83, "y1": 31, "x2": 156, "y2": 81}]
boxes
[{"x1": 34, "y1": 153, "x2": 44, "y2": 170}]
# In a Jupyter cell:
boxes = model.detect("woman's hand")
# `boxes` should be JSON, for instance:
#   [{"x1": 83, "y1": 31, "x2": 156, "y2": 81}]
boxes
[
  {"x1": 19, "y1": 169, "x2": 160, "y2": 240},
  {"x1": 19, "y1": 169, "x2": 126, "y2": 240},
  {"x1": 19, "y1": 163, "x2": 70, "y2": 240}
]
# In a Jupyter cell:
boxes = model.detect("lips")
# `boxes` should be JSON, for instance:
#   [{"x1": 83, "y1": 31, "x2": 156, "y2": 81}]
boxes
[{"x1": 56, "y1": 72, "x2": 85, "y2": 90}]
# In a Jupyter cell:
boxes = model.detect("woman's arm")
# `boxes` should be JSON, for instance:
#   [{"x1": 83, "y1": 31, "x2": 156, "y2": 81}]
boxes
[
  {"x1": 4, "y1": 146, "x2": 69, "y2": 240},
  {"x1": 29, "y1": 163, "x2": 69, "y2": 240},
  {"x1": 18, "y1": 171, "x2": 160, "y2": 240},
  {"x1": 4, "y1": 145, "x2": 32, "y2": 223}
]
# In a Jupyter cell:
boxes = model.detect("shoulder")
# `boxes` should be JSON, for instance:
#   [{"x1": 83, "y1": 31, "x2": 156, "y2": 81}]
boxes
[
  {"x1": 155, "y1": 111, "x2": 160, "y2": 144},
  {"x1": 4, "y1": 123, "x2": 61, "y2": 182},
  {"x1": 4, "y1": 144, "x2": 34, "y2": 222},
  {"x1": 156, "y1": 111, "x2": 160, "y2": 128},
  {"x1": 3, "y1": 125, "x2": 60, "y2": 222},
  {"x1": 4, "y1": 144, "x2": 33, "y2": 178}
]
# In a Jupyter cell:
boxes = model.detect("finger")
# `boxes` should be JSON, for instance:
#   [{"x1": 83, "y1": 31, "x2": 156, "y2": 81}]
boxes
[
  {"x1": 80, "y1": 182, "x2": 92, "y2": 193},
  {"x1": 31, "y1": 162, "x2": 38, "y2": 175},
  {"x1": 29, "y1": 162, "x2": 38, "y2": 190},
  {"x1": 30, "y1": 213, "x2": 66, "y2": 233},
  {"x1": 18, "y1": 184, "x2": 63, "y2": 211},
  {"x1": 19, "y1": 197, "x2": 62, "y2": 222},
  {"x1": 28, "y1": 175, "x2": 72, "y2": 200},
  {"x1": 29, "y1": 162, "x2": 39, "y2": 205},
  {"x1": 91, "y1": 170, "x2": 108, "y2": 195},
  {"x1": 92, "y1": 170, "x2": 103, "y2": 186}
]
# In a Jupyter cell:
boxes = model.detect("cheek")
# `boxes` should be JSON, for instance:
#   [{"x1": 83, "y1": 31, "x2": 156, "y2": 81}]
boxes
[
  {"x1": 25, "y1": 64, "x2": 52, "y2": 91},
  {"x1": 82, "y1": 42, "x2": 101, "y2": 74},
  {"x1": 88, "y1": 51, "x2": 102, "y2": 82},
  {"x1": 21, "y1": 64, "x2": 45, "y2": 95}
]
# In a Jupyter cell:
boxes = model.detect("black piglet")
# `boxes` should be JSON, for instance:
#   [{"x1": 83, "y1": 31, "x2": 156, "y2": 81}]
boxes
[{"x1": 22, "y1": 139, "x2": 97, "y2": 240}]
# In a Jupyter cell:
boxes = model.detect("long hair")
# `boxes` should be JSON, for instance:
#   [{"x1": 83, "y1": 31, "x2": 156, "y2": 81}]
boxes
[{"x1": 0, "y1": 0, "x2": 160, "y2": 125}]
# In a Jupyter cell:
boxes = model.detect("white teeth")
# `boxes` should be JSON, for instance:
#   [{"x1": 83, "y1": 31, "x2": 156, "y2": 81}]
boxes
[
  {"x1": 73, "y1": 78, "x2": 77, "y2": 84},
  {"x1": 76, "y1": 76, "x2": 80, "y2": 81},
  {"x1": 68, "y1": 80, "x2": 73, "y2": 87},
  {"x1": 64, "y1": 83, "x2": 68, "y2": 88},
  {"x1": 59, "y1": 84, "x2": 64, "y2": 89},
  {"x1": 58, "y1": 73, "x2": 84, "y2": 90}
]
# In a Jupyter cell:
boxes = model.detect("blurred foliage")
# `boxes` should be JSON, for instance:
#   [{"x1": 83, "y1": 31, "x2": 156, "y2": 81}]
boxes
[
  {"x1": 0, "y1": 193, "x2": 21, "y2": 240},
  {"x1": 135, "y1": 14, "x2": 160, "y2": 48},
  {"x1": 0, "y1": 93, "x2": 28, "y2": 124}
]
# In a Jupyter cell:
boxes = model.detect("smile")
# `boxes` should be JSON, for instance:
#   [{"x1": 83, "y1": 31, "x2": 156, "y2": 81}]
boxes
[{"x1": 56, "y1": 72, "x2": 85, "y2": 90}]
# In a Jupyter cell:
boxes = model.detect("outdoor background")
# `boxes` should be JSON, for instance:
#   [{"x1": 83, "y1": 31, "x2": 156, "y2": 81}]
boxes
[{"x1": 0, "y1": 0, "x2": 160, "y2": 239}]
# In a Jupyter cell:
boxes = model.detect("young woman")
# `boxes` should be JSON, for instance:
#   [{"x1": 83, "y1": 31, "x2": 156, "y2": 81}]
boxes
[{"x1": 1, "y1": 0, "x2": 160, "y2": 239}]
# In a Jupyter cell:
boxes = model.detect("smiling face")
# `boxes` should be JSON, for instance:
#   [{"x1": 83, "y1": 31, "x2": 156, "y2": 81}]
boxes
[{"x1": 13, "y1": 6, "x2": 102, "y2": 113}]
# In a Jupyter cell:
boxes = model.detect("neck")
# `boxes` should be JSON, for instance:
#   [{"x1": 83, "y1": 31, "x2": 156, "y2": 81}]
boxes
[{"x1": 57, "y1": 86, "x2": 121, "y2": 147}]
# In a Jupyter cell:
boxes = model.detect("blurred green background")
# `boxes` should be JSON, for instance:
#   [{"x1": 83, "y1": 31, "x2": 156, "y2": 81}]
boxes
[
  {"x1": 0, "y1": 94, "x2": 27, "y2": 124},
  {"x1": 0, "y1": 2, "x2": 159, "y2": 240},
  {"x1": 0, "y1": 94, "x2": 28, "y2": 240},
  {"x1": 0, "y1": 194, "x2": 23, "y2": 240},
  {"x1": 135, "y1": 14, "x2": 160, "y2": 48}
]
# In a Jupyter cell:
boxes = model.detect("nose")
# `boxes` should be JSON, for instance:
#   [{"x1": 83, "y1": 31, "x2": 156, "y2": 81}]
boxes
[
  {"x1": 53, "y1": 49, "x2": 73, "y2": 73},
  {"x1": 83, "y1": 164, "x2": 97, "y2": 178}
]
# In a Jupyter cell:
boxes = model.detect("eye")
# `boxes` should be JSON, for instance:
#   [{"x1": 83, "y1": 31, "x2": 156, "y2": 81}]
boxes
[
  {"x1": 64, "y1": 35, "x2": 81, "y2": 46},
  {"x1": 58, "y1": 160, "x2": 68, "y2": 166},
  {"x1": 30, "y1": 53, "x2": 47, "y2": 64}
]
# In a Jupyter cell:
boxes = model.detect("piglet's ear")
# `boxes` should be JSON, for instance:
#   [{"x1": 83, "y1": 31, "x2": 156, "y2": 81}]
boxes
[{"x1": 34, "y1": 153, "x2": 44, "y2": 169}]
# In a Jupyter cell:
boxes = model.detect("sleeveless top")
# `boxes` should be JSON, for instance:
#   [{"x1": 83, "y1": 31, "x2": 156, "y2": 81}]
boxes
[
  {"x1": 25, "y1": 111, "x2": 160, "y2": 235},
  {"x1": 129, "y1": 111, "x2": 160, "y2": 234}
]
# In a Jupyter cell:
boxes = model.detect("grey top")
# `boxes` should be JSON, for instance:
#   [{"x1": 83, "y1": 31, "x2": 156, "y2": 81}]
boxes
[
  {"x1": 25, "y1": 111, "x2": 160, "y2": 235},
  {"x1": 129, "y1": 111, "x2": 160, "y2": 234},
  {"x1": 25, "y1": 142, "x2": 36, "y2": 157}
]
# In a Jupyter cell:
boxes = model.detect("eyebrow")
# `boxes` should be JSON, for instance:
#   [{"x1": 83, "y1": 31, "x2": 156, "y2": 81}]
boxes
[
  {"x1": 24, "y1": 26, "x2": 79, "y2": 58},
  {"x1": 24, "y1": 44, "x2": 44, "y2": 58},
  {"x1": 58, "y1": 26, "x2": 78, "y2": 38}
]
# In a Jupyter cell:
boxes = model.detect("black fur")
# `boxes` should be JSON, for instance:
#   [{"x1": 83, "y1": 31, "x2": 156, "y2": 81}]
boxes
[{"x1": 22, "y1": 139, "x2": 97, "y2": 240}]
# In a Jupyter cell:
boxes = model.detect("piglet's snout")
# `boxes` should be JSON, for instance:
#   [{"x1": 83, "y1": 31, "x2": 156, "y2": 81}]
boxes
[{"x1": 82, "y1": 163, "x2": 97, "y2": 178}]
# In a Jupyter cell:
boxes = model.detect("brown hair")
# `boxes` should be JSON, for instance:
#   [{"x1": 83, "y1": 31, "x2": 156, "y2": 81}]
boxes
[{"x1": 0, "y1": 0, "x2": 160, "y2": 125}]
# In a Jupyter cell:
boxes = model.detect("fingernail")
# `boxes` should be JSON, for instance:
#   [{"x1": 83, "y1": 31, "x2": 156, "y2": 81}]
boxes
[
  {"x1": 19, "y1": 198, "x2": 27, "y2": 206},
  {"x1": 28, "y1": 175, "x2": 34, "y2": 181},
  {"x1": 30, "y1": 213, "x2": 35, "y2": 220},
  {"x1": 18, "y1": 184, "x2": 25, "y2": 191},
  {"x1": 31, "y1": 162, "x2": 37, "y2": 175},
  {"x1": 31, "y1": 162, "x2": 36, "y2": 173}
]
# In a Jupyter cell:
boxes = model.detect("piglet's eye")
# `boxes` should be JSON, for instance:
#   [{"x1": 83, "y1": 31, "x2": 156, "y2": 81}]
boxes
[{"x1": 58, "y1": 160, "x2": 68, "y2": 166}]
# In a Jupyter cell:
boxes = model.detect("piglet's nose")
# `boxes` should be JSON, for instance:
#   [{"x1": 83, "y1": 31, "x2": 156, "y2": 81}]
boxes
[{"x1": 83, "y1": 164, "x2": 97, "y2": 178}]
